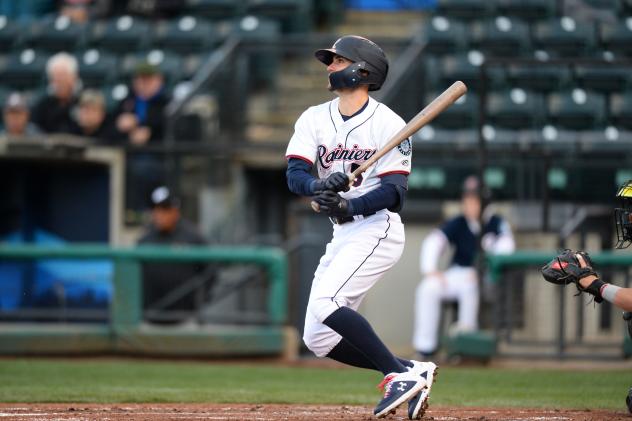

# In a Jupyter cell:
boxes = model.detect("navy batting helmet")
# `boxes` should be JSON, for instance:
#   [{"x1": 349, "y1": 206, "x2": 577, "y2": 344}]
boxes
[{"x1": 315, "y1": 35, "x2": 389, "y2": 91}]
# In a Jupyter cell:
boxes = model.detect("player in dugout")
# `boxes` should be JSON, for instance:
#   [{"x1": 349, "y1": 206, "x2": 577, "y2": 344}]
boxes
[
  {"x1": 285, "y1": 35, "x2": 436, "y2": 419},
  {"x1": 541, "y1": 180, "x2": 632, "y2": 412}
]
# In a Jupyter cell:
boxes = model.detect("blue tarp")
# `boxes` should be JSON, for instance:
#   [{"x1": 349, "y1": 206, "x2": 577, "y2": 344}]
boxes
[{"x1": 0, "y1": 230, "x2": 112, "y2": 311}]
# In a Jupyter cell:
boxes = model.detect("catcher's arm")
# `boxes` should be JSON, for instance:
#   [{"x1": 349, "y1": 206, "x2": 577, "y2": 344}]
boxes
[{"x1": 576, "y1": 253, "x2": 632, "y2": 311}]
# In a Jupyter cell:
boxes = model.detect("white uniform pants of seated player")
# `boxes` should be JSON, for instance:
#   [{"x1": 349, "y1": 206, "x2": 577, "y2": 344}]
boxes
[
  {"x1": 303, "y1": 210, "x2": 404, "y2": 358},
  {"x1": 412, "y1": 266, "x2": 479, "y2": 353}
]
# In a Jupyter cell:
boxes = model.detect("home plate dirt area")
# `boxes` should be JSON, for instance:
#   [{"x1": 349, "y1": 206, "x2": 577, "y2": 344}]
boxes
[{"x1": 0, "y1": 404, "x2": 628, "y2": 420}]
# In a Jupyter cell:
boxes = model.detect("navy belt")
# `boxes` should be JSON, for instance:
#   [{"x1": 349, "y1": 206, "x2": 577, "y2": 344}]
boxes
[{"x1": 331, "y1": 212, "x2": 376, "y2": 225}]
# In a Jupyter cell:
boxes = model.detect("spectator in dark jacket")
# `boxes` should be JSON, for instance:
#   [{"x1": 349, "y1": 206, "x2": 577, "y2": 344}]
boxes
[
  {"x1": 32, "y1": 52, "x2": 81, "y2": 134},
  {"x1": 114, "y1": 62, "x2": 169, "y2": 145},
  {"x1": 113, "y1": 62, "x2": 170, "y2": 217}
]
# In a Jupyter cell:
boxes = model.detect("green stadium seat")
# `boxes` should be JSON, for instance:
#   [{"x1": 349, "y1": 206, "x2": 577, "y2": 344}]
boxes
[
  {"x1": 493, "y1": 0, "x2": 555, "y2": 21},
  {"x1": 533, "y1": 17, "x2": 596, "y2": 57},
  {"x1": 428, "y1": 91, "x2": 478, "y2": 128},
  {"x1": 610, "y1": 91, "x2": 632, "y2": 130},
  {"x1": 0, "y1": 49, "x2": 48, "y2": 90},
  {"x1": 119, "y1": 50, "x2": 184, "y2": 87},
  {"x1": 470, "y1": 16, "x2": 531, "y2": 57},
  {"x1": 423, "y1": 16, "x2": 468, "y2": 55},
  {"x1": 78, "y1": 49, "x2": 119, "y2": 88},
  {"x1": 23, "y1": 15, "x2": 87, "y2": 52},
  {"x1": 599, "y1": 18, "x2": 632, "y2": 56},
  {"x1": 487, "y1": 88, "x2": 545, "y2": 129},
  {"x1": 245, "y1": 0, "x2": 311, "y2": 33},
  {"x1": 547, "y1": 89, "x2": 606, "y2": 130},
  {"x1": 184, "y1": 0, "x2": 244, "y2": 20},
  {"x1": 581, "y1": 0, "x2": 621, "y2": 11},
  {"x1": 0, "y1": 15, "x2": 22, "y2": 52},
  {"x1": 436, "y1": 0, "x2": 493, "y2": 20},
  {"x1": 151, "y1": 16, "x2": 219, "y2": 54},
  {"x1": 506, "y1": 57, "x2": 572, "y2": 92},
  {"x1": 438, "y1": 51, "x2": 507, "y2": 91},
  {"x1": 103, "y1": 83, "x2": 129, "y2": 112},
  {"x1": 575, "y1": 63, "x2": 631, "y2": 93},
  {"x1": 231, "y1": 16, "x2": 280, "y2": 87},
  {"x1": 89, "y1": 16, "x2": 151, "y2": 53}
]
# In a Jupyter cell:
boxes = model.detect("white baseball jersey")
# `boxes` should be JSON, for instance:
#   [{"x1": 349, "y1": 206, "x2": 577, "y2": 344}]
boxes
[
  {"x1": 285, "y1": 96, "x2": 412, "y2": 200},
  {"x1": 287, "y1": 96, "x2": 412, "y2": 357}
]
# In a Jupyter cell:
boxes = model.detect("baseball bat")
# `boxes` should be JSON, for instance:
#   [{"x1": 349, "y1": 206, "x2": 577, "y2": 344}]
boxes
[{"x1": 311, "y1": 80, "x2": 468, "y2": 212}]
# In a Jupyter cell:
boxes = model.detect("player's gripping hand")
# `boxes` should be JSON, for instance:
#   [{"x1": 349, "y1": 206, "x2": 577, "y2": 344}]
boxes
[
  {"x1": 312, "y1": 172, "x2": 350, "y2": 194},
  {"x1": 312, "y1": 190, "x2": 351, "y2": 217},
  {"x1": 541, "y1": 249, "x2": 603, "y2": 302}
]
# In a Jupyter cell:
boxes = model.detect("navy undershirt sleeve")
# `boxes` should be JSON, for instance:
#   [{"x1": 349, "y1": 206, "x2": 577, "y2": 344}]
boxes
[
  {"x1": 286, "y1": 158, "x2": 318, "y2": 196},
  {"x1": 349, "y1": 174, "x2": 407, "y2": 215}
]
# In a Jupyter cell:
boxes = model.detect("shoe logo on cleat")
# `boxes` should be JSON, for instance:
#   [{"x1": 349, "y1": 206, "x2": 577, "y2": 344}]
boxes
[{"x1": 397, "y1": 382, "x2": 406, "y2": 392}]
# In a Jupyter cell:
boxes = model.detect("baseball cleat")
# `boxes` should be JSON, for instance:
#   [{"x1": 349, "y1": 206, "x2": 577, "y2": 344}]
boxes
[
  {"x1": 373, "y1": 370, "x2": 426, "y2": 418},
  {"x1": 407, "y1": 361, "x2": 438, "y2": 420}
]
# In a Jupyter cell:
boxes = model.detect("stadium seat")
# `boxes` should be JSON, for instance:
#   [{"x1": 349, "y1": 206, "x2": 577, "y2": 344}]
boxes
[
  {"x1": 422, "y1": 16, "x2": 468, "y2": 55},
  {"x1": 0, "y1": 49, "x2": 48, "y2": 90},
  {"x1": 436, "y1": 0, "x2": 493, "y2": 20},
  {"x1": 547, "y1": 89, "x2": 606, "y2": 130},
  {"x1": 231, "y1": 16, "x2": 281, "y2": 87},
  {"x1": 0, "y1": 15, "x2": 22, "y2": 52},
  {"x1": 438, "y1": 51, "x2": 507, "y2": 91},
  {"x1": 581, "y1": 0, "x2": 621, "y2": 11},
  {"x1": 183, "y1": 0, "x2": 244, "y2": 20},
  {"x1": 245, "y1": 0, "x2": 311, "y2": 33},
  {"x1": 428, "y1": 91, "x2": 478, "y2": 128},
  {"x1": 493, "y1": 0, "x2": 555, "y2": 21},
  {"x1": 610, "y1": 91, "x2": 632, "y2": 130},
  {"x1": 88, "y1": 16, "x2": 151, "y2": 53},
  {"x1": 532, "y1": 17, "x2": 596, "y2": 57},
  {"x1": 151, "y1": 16, "x2": 219, "y2": 54},
  {"x1": 78, "y1": 49, "x2": 119, "y2": 88},
  {"x1": 486, "y1": 88, "x2": 545, "y2": 129},
  {"x1": 103, "y1": 83, "x2": 129, "y2": 112},
  {"x1": 119, "y1": 50, "x2": 184, "y2": 87},
  {"x1": 23, "y1": 15, "x2": 87, "y2": 52},
  {"x1": 599, "y1": 18, "x2": 632, "y2": 56},
  {"x1": 575, "y1": 63, "x2": 631, "y2": 93},
  {"x1": 470, "y1": 16, "x2": 531, "y2": 57},
  {"x1": 506, "y1": 57, "x2": 572, "y2": 92}
]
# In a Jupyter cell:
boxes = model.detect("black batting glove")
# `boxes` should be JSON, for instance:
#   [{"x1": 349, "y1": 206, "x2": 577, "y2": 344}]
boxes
[
  {"x1": 313, "y1": 190, "x2": 352, "y2": 217},
  {"x1": 324, "y1": 172, "x2": 350, "y2": 192}
]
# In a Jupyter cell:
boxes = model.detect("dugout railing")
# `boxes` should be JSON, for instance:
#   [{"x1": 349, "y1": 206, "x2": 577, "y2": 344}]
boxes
[
  {"x1": 0, "y1": 244, "x2": 292, "y2": 357},
  {"x1": 488, "y1": 251, "x2": 632, "y2": 360}
]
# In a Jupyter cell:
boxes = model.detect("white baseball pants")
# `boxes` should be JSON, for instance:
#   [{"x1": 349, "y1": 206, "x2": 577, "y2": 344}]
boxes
[
  {"x1": 303, "y1": 210, "x2": 405, "y2": 357},
  {"x1": 412, "y1": 266, "x2": 479, "y2": 353}
]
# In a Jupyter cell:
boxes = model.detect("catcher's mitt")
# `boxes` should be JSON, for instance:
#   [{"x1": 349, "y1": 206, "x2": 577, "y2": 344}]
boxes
[{"x1": 541, "y1": 249, "x2": 604, "y2": 302}]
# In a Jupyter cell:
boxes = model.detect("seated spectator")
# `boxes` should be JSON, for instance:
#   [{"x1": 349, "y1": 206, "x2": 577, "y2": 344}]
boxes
[
  {"x1": 32, "y1": 52, "x2": 81, "y2": 134},
  {"x1": 70, "y1": 89, "x2": 115, "y2": 143},
  {"x1": 1, "y1": 93, "x2": 40, "y2": 137},
  {"x1": 114, "y1": 62, "x2": 169, "y2": 146},
  {"x1": 137, "y1": 186, "x2": 209, "y2": 324}
]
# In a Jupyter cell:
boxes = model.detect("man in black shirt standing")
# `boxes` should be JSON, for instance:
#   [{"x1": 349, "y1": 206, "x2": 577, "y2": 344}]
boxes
[{"x1": 138, "y1": 186, "x2": 208, "y2": 323}]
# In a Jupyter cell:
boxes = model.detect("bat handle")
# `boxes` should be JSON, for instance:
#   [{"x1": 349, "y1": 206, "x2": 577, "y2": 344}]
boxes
[{"x1": 311, "y1": 200, "x2": 320, "y2": 212}]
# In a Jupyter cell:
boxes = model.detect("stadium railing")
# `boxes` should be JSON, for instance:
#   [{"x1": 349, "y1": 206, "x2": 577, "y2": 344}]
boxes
[
  {"x1": 488, "y1": 251, "x2": 632, "y2": 359},
  {"x1": 0, "y1": 244, "x2": 292, "y2": 357}
]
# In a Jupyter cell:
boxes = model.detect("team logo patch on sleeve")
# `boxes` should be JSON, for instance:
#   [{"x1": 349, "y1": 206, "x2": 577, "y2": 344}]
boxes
[{"x1": 397, "y1": 139, "x2": 412, "y2": 156}]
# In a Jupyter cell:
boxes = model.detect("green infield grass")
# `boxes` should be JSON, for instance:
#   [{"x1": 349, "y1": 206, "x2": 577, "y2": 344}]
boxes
[{"x1": 0, "y1": 358, "x2": 629, "y2": 409}]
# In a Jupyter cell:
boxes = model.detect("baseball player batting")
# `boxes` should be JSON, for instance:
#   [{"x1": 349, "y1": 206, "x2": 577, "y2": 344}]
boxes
[
  {"x1": 285, "y1": 35, "x2": 438, "y2": 419},
  {"x1": 541, "y1": 180, "x2": 632, "y2": 412}
]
